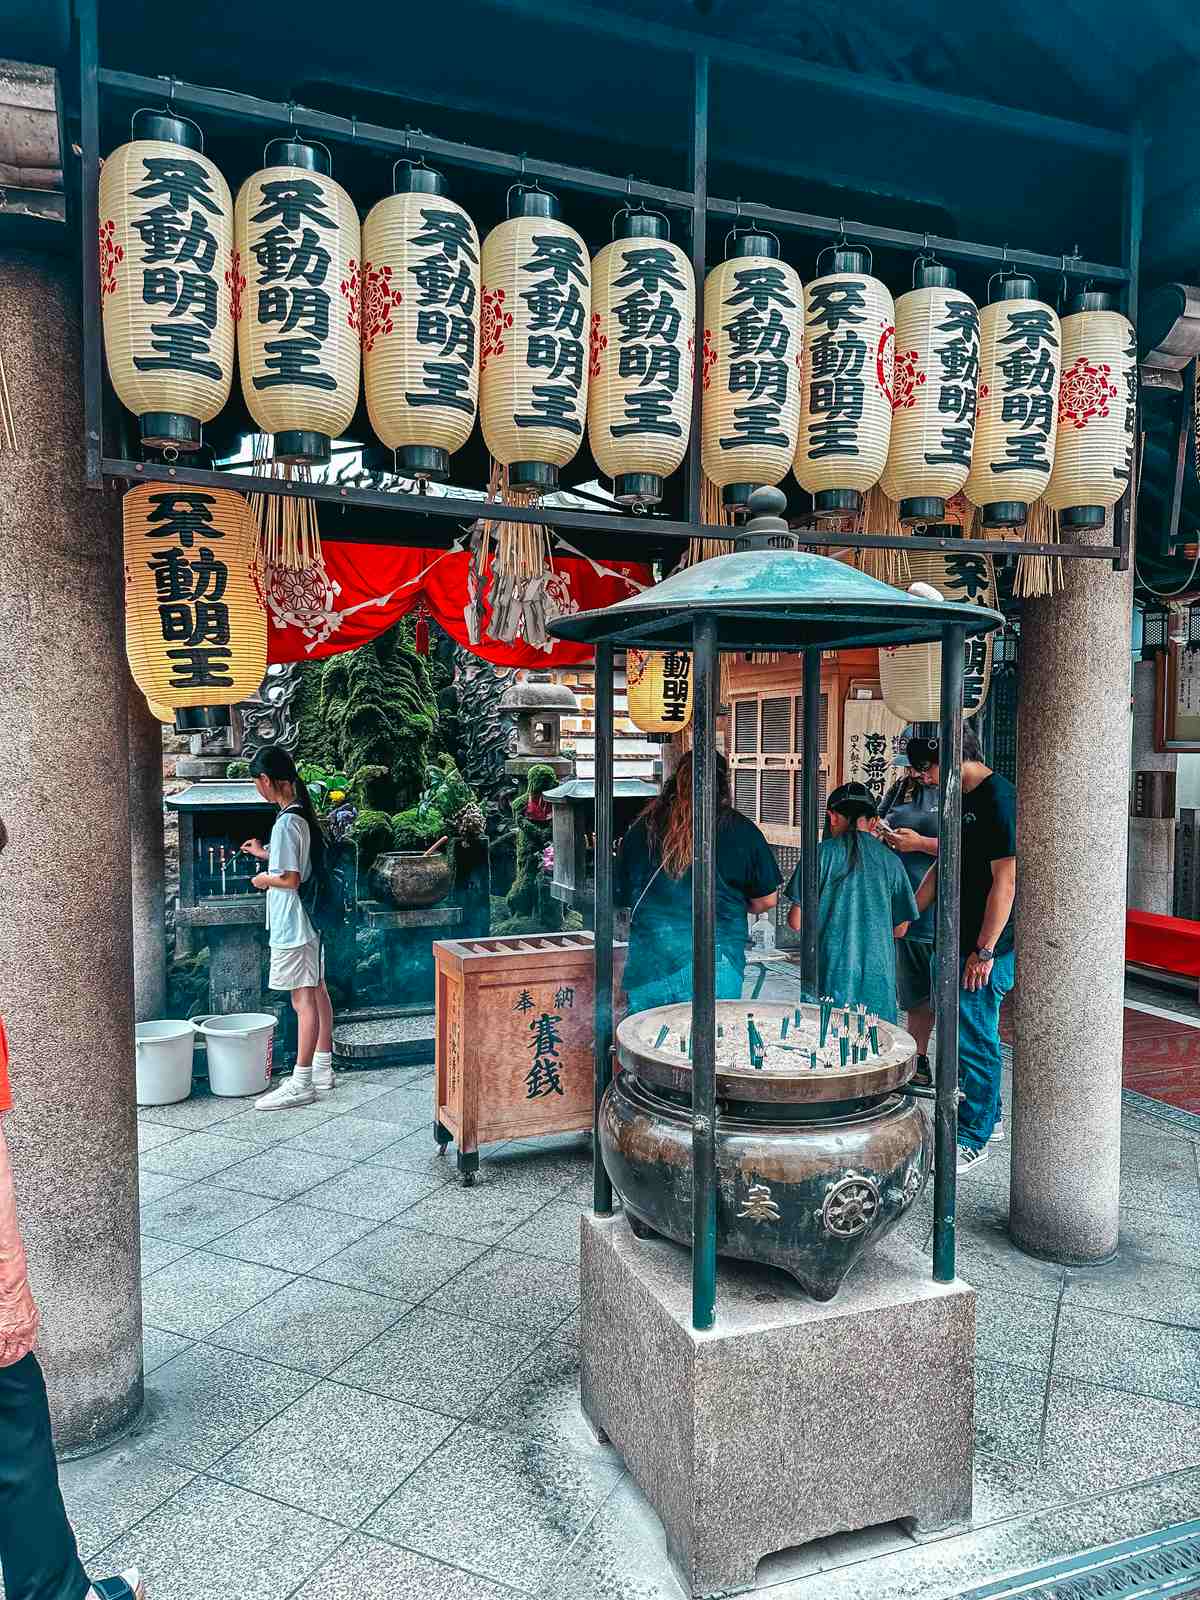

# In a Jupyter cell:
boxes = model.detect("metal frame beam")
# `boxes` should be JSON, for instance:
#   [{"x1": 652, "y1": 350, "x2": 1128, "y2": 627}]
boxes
[
  {"x1": 98, "y1": 69, "x2": 695, "y2": 211},
  {"x1": 101, "y1": 458, "x2": 1121, "y2": 562},
  {"x1": 84, "y1": 22, "x2": 1137, "y2": 569},
  {"x1": 706, "y1": 195, "x2": 1128, "y2": 285}
]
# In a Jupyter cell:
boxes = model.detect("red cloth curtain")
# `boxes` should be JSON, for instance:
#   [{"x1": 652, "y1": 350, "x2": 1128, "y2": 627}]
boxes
[{"x1": 264, "y1": 541, "x2": 650, "y2": 667}]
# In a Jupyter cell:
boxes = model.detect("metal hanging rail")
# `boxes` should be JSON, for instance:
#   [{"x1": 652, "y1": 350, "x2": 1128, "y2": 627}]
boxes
[{"x1": 78, "y1": 4, "x2": 1141, "y2": 569}]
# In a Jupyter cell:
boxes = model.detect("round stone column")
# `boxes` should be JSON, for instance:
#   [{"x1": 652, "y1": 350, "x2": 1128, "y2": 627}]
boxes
[
  {"x1": 129, "y1": 687, "x2": 167, "y2": 1023},
  {"x1": 0, "y1": 252, "x2": 142, "y2": 1448},
  {"x1": 1010, "y1": 525, "x2": 1132, "y2": 1264}
]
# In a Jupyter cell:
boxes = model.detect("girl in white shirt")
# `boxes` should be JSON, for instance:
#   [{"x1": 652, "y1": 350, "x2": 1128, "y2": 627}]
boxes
[{"x1": 241, "y1": 747, "x2": 335, "y2": 1109}]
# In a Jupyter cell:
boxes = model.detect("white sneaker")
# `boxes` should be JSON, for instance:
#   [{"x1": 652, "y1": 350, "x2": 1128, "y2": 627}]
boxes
[
  {"x1": 312, "y1": 1065, "x2": 336, "y2": 1093},
  {"x1": 957, "y1": 1144, "x2": 989, "y2": 1175},
  {"x1": 89, "y1": 1570, "x2": 145, "y2": 1600},
  {"x1": 255, "y1": 1076, "x2": 316, "y2": 1111}
]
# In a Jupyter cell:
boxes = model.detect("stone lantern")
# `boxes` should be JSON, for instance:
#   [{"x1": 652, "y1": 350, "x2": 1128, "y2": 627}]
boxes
[{"x1": 500, "y1": 669, "x2": 579, "y2": 780}]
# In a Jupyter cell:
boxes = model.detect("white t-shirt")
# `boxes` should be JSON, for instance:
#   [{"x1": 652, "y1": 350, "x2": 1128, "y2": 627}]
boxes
[{"x1": 266, "y1": 810, "x2": 316, "y2": 949}]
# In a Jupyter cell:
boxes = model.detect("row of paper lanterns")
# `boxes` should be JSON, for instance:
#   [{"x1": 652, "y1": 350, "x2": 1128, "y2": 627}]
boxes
[
  {"x1": 101, "y1": 113, "x2": 1136, "y2": 532},
  {"x1": 624, "y1": 542, "x2": 997, "y2": 739}
]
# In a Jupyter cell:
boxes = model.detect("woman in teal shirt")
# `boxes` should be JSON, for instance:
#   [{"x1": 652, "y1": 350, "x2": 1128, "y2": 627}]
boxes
[
  {"x1": 616, "y1": 752, "x2": 781, "y2": 1013},
  {"x1": 786, "y1": 782, "x2": 918, "y2": 1023}
]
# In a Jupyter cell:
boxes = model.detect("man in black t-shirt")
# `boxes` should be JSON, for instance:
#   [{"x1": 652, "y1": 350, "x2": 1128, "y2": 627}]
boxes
[{"x1": 912, "y1": 727, "x2": 1017, "y2": 1175}]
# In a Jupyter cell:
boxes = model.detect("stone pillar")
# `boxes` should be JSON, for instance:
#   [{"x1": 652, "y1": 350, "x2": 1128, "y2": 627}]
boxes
[
  {"x1": 0, "y1": 252, "x2": 142, "y2": 1448},
  {"x1": 129, "y1": 688, "x2": 167, "y2": 1022},
  {"x1": 1011, "y1": 527, "x2": 1132, "y2": 1265}
]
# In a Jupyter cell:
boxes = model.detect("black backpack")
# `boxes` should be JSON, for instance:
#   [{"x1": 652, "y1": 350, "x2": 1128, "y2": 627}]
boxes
[{"x1": 281, "y1": 806, "x2": 349, "y2": 936}]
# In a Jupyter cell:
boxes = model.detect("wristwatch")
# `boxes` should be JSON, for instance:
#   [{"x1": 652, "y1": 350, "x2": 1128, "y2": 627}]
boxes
[{"x1": 973, "y1": 945, "x2": 995, "y2": 962}]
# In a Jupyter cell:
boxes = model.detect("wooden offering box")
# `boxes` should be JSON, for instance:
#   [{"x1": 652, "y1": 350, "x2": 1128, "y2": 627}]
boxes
[{"x1": 434, "y1": 931, "x2": 626, "y2": 1184}]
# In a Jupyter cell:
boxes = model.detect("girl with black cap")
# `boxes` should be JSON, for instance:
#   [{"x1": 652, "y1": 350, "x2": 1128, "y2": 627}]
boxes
[{"x1": 785, "y1": 782, "x2": 918, "y2": 1022}]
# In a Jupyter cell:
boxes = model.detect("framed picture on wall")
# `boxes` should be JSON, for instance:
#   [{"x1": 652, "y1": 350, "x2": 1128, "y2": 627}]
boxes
[{"x1": 1155, "y1": 637, "x2": 1200, "y2": 751}]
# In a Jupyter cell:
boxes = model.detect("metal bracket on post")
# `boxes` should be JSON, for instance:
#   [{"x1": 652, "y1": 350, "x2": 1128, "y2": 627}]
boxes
[
  {"x1": 932, "y1": 625, "x2": 965, "y2": 1284},
  {"x1": 691, "y1": 613, "x2": 719, "y2": 1330},
  {"x1": 592, "y1": 641, "x2": 615, "y2": 1217}
]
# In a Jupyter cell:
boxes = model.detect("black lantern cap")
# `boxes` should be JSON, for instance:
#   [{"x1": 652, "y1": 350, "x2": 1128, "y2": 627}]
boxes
[
  {"x1": 991, "y1": 273, "x2": 1038, "y2": 303},
  {"x1": 265, "y1": 138, "x2": 331, "y2": 175},
  {"x1": 509, "y1": 185, "x2": 560, "y2": 220},
  {"x1": 728, "y1": 230, "x2": 778, "y2": 260},
  {"x1": 549, "y1": 487, "x2": 1003, "y2": 654},
  {"x1": 614, "y1": 209, "x2": 668, "y2": 241},
  {"x1": 393, "y1": 160, "x2": 448, "y2": 196},
  {"x1": 1065, "y1": 287, "x2": 1115, "y2": 315},
  {"x1": 913, "y1": 260, "x2": 956, "y2": 290},
  {"x1": 133, "y1": 110, "x2": 203, "y2": 150}
]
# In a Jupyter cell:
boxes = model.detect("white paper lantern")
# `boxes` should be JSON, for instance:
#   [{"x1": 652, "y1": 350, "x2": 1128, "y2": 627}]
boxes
[
  {"x1": 883, "y1": 261, "x2": 980, "y2": 525},
  {"x1": 234, "y1": 139, "x2": 361, "y2": 465},
  {"x1": 879, "y1": 550, "x2": 996, "y2": 722},
  {"x1": 1044, "y1": 290, "x2": 1136, "y2": 528},
  {"x1": 99, "y1": 111, "x2": 234, "y2": 450},
  {"x1": 795, "y1": 246, "x2": 895, "y2": 518},
  {"x1": 964, "y1": 275, "x2": 1061, "y2": 529},
  {"x1": 701, "y1": 231, "x2": 803, "y2": 511},
  {"x1": 588, "y1": 212, "x2": 695, "y2": 505},
  {"x1": 480, "y1": 186, "x2": 591, "y2": 491},
  {"x1": 361, "y1": 161, "x2": 480, "y2": 481}
]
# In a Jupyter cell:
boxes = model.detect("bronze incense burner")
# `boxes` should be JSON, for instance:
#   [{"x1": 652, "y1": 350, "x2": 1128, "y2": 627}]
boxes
[{"x1": 603, "y1": 1000, "x2": 930, "y2": 1301}]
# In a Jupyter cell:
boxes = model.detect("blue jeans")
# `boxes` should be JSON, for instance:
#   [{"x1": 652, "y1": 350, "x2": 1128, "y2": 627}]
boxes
[
  {"x1": 626, "y1": 956, "x2": 744, "y2": 1014},
  {"x1": 957, "y1": 948, "x2": 1014, "y2": 1150}
]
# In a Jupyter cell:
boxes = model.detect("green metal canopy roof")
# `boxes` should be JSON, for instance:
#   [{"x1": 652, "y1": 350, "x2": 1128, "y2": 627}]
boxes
[{"x1": 549, "y1": 546, "x2": 1004, "y2": 653}]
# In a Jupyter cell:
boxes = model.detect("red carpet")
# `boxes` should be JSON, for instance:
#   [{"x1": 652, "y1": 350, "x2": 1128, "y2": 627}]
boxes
[
  {"x1": 1000, "y1": 1000, "x2": 1200, "y2": 1115},
  {"x1": 1122, "y1": 1007, "x2": 1200, "y2": 1114}
]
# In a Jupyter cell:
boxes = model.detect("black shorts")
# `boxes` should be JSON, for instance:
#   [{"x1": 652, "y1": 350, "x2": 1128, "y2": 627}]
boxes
[{"x1": 897, "y1": 938, "x2": 934, "y2": 1012}]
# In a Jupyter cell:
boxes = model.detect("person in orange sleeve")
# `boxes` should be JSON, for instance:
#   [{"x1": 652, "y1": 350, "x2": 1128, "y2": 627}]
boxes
[{"x1": 0, "y1": 818, "x2": 145, "y2": 1599}]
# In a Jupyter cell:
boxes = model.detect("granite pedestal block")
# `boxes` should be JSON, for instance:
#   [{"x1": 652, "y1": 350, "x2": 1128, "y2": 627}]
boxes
[{"x1": 580, "y1": 1213, "x2": 975, "y2": 1598}]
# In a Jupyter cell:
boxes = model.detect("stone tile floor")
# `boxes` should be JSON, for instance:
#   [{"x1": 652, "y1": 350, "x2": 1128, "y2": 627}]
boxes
[{"x1": 58, "y1": 1055, "x2": 1200, "y2": 1600}]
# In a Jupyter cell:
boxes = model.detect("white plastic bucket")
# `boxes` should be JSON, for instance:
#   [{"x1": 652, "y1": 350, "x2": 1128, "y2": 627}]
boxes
[
  {"x1": 135, "y1": 1020, "x2": 196, "y2": 1106},
  {"x1": 196, "y1": 1013, "x2": 276, "y2": 1097}
]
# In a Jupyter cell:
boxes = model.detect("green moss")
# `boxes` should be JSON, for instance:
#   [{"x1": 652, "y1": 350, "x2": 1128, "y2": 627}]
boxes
[{"x1": 350, "y1": 808, "x2": 394, "y2": 875}]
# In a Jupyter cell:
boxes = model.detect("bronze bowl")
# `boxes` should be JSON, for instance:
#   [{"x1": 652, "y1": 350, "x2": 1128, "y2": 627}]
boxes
[
  {"x1": 602, "y1": 1000, "x2": 931, "y2": 1301},
  {"x1": 368, "y1": 850, "x2": 452, "y2": 909}
]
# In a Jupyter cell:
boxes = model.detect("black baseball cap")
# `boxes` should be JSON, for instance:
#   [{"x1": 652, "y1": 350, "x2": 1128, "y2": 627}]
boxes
[{"x1": 905, "y1": 735, "x2": 940, "y2": 771}]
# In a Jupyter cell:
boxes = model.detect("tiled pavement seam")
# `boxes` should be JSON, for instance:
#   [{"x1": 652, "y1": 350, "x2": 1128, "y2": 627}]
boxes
[
  {"x1": 118, "y1": 1078, "x2": 1200, "y2": 1598},
  {"x1": 120, "y1": 1079, "x2": 602, "y2": 1591}
]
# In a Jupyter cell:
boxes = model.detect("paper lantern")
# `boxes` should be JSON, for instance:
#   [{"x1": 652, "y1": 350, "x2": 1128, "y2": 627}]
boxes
[
  {"x1": 701, "y1": 230, "x2": 803, "y2": 511},
  {"x1": 587, "y1": 210, "x2": 695, "y2": 505},
  {"x1": 146, "y1": 698, "x2": 175, "y2": 724},
  {"x1": 964, "y1": 275, "x2": 1061, "y2": 529},
  {"x1": 234, "y1": 139, "x2": 361, "y2": 465},
  {"x1": 124, "y1": 482, "x2": 267, "y2": 726},
  {"x1": 98, "y1": 110, "x2": 234, "y2": 451},
  {"x1": 626, "y1": 648, "x2": 693, "y2": 733},
  {"x1": 879, "y1": 550, "x2": 996, "y2": 722},
  {"x1": 1043, "y1": 289, "x2": 1136, "y2": 528},
  {"x1": 795, "y1": 245, "x2": 895, "y2": 519},
  {"x1": 361, "y1": 161, "x2": 480, "y2": 482},
  {"x1": 882, "y1": 261, "x2": 980, "y2": 525},
  {"x1": 479, "y1": 185, "x2": 591, "y2": 491}
]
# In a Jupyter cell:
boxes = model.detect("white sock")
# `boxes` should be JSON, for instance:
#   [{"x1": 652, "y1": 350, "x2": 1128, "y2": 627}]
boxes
[
  {"x1": 314, "y1": 1050, "x2": 333, "y2": 1069},
  {"x1": 293, "y1": 1061, "x2": 314, "y2": 1090}
]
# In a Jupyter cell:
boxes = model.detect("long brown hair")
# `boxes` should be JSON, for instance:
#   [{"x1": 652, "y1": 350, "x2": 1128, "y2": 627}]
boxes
[{"x1": 641, "y1": 751, "x2": 732, "y2": 879}]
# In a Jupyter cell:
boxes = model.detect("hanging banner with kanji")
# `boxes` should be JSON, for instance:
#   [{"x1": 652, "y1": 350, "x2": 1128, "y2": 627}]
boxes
[
  {"x1": 263, "y1": 539, "x2": 651, "y2": 667},
  {"x1": 842, "y1": 699, "x2": 908, "y2": 801}
]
